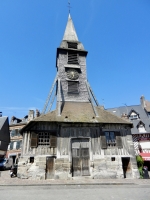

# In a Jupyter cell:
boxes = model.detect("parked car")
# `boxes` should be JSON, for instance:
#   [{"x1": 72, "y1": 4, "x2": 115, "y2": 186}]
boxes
[{"x1": 0, "y1": 158, "x2": 13, "y2": 170}]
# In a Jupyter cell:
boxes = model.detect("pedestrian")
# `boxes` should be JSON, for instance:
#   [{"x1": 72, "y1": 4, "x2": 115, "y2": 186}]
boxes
[{"x1": 143, "y1": 166, "x2": 149, "y2": 179}]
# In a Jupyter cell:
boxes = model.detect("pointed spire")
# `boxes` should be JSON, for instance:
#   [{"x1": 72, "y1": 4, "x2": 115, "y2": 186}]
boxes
[{"x1": 63, "y1": 14, "x2": 79, "y2": 42}]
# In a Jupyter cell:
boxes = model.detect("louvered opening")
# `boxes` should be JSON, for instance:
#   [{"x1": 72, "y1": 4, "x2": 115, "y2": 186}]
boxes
[
  {"x1": 68, "y1": 51, "x2": 78, "y2": 64},
  {"x1": 68, "y1": 42, "x2": 78, "y2": 49},
  {"x1": 68, "y1": 81, "x2": 79, "y2": 94}
]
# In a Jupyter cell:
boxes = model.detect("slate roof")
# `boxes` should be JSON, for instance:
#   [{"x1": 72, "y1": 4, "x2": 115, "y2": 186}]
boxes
[
  {"x1": 63, "y1": 14, "x2": 79, "y2": 42},
  {"x1": 145, "y1": 100, "x2": 150, "y2": 112},
  {"x1": 0, "y1": 117, "x2": 8, "y2": 130},
  {"x1": 21, "y1": 102, "x2": 132, "y2": 133},
  {"x1": 107, "y1": 105, "x2": 150, "y2": 134}
]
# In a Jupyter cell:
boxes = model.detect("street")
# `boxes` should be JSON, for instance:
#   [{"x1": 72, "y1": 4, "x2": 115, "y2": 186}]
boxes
[{"x1": 0, "y1": 185, "x2": 150, "y2": 200}]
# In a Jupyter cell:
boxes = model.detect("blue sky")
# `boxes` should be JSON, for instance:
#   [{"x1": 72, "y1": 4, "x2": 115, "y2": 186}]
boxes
[{"x1": 0, "y1": 0, "x2": 150, "y2": 120}]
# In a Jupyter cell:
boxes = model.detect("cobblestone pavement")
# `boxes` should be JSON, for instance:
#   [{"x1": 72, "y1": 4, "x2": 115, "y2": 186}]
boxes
[{"x1": 0, "y1": 170, "x2": 150, "y2": 186}]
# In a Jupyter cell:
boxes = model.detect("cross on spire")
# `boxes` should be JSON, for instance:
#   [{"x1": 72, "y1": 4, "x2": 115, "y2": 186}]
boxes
[{"x1": 68, "y1": 0, "x2": 71, "y2": 13}]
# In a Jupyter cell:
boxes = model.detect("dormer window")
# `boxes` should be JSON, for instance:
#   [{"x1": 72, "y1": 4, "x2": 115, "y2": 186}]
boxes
[
  {"x1": 68, "y1": 51, "x2": 78, "y2": 64},
  {"x1": 68, "y1": 42, "x2": 77, "y2": 49},
  {"x1": 137, "y1": 121, "x2": 146, "y2": 133},
  {"x1": 130, "y1": 114, "x2": 138, "y2": 120},
  {"x1": 128, "y1": 110, "x2": 139, "y2": 120}
]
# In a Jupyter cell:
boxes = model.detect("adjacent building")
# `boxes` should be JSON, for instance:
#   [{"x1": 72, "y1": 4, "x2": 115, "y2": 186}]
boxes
[
  {"x1": 0, "y1": 113, "x2": 10, "y2": 158},
  {"x1": 107, "y1": 96, "x2": 150, "y2": 173},
  {"x1": 8, "y1": 110, "x2": 40, "y2": 164},
  {"x1": 17, "y1": 14, "x2": 139, "y2": 180}
]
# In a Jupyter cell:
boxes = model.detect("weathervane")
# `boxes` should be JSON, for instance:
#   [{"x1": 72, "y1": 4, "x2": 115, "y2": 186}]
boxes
[{"x1": 68, "y1": 0, "x2": 71, "y2": 13}]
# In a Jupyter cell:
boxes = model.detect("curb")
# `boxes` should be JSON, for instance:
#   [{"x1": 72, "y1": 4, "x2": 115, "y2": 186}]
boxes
[{"x1": 0, "y1": 183, "x2": 137, "y2": 186}]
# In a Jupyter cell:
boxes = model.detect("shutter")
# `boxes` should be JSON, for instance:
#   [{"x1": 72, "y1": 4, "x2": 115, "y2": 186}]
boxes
[
  {"x1": 101, "y1": 136, "x2": 107, "y2": 149},
  {"x1": 116, "y1": 136, "x2": 123, "y2": 149},
  {"x1": 68, "y1": 51, "x2": 78, "y2": 64},
  {"x1": 31, "y1": 132, "x2": 38, "y2": 148},
  {"x1": 68, "y1": 81, "x2": 79, "y2": 93},
  {"x1": 50, "y1": 135, "x2": 57, "y2": 148}
]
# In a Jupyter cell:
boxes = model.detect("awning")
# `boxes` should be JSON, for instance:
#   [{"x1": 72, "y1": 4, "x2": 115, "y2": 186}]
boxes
[{"x1": 140, "y1": 153, "x2": 150, "y2": 161}]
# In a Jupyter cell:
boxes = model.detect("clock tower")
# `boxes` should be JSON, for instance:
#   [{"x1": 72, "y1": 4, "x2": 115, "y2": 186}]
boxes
[
  {"x1": 42, "y1": 14, "x2": 99, "y2": 116},
  {"x1": 56, "y1": 14, "x2": 89, "y2": 103}
]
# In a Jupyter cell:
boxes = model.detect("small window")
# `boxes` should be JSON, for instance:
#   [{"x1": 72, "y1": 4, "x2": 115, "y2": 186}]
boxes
[
  {"x1": 68, "y1": 81, "x2": 79, "y2": 94},
  {"x1": 129, "y1": 111, "x2": 139, "y2": 120},
  {"x1": 68, "y1": 42, "x2": 77, "y2": 49},
  {"x1": 10, "y1": 129, "x2": 21, "y2": 137},
  {"x1": 30, "y1": 157, "x2": 34, "y2": 163},
  {"x1": 130, "y1": 114, "x2": 138, "y2": 120},
  {"x1": 68, "y1": 51, "x2": 78, "y2": 64},
  {"x1": 105, "y1": 132, "x2": 116, "y2": 145},
  {"x1": 111, "y1": 157, "x2": 115, "y2": 161}
]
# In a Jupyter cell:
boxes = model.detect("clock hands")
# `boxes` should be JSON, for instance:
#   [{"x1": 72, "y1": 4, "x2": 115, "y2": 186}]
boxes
[
  {"x1": 71, "y1": 71, "x2": 74, "y2": 78},
  {"x1": 67, "y1": 69, "x2": 79, "y2": 80}
]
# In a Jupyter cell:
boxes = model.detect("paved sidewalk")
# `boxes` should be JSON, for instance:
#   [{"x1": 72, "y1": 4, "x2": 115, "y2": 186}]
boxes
[{"x1": 0, "y1": 170, "x2": 150, "y2": 186}]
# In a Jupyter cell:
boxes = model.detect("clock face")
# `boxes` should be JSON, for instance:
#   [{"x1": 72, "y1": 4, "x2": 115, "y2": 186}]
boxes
[{"x1": 67, "y1": 69, "x2": 79, "y2": 80}]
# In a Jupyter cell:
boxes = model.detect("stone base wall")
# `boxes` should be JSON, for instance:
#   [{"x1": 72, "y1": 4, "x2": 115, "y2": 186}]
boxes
[
  {"x1": 55, "y1": 158, "x2": 71, "y2": 180},
  {"x1": 93, "y1": 158, "x2": 124, "y2": 179},
  {"x1": 17, "y1": 156, "x2": 46, "y2": 180},
  {"x1": 17, "y1": 156, "x2": 139, "y2": 180},
  {"x1": 92, "y1": 157, "x2": 139, "y2": 179}
]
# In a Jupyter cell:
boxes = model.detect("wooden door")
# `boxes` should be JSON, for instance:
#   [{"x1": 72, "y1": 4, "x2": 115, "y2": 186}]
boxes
[
  {"x1": 81, "y1": 148, "x2": 89, "y2": 176},
  {"x1": 122, "y1": 157, "x2": 132, "y2": 178},
  {"x1": 72, "y1": 148, "x2": 81, "y2": 176},
  {"x1": 46, "y1": 157, "x2": 55, "y2": 179},
  {"x1": 72, "y1": 139, "x2": 90, "y2": 177}
]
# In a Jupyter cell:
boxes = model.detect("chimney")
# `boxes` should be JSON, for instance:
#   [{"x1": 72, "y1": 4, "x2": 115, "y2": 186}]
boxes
[
  {"x1": 36, "y1": 109, "x2": 40, "y2": 118},
  {"x1": 121, "y1": 113, "x2": 128, "y2": 119},
  {"x1": 140, "y1": 95, "x2": 146, "y2": 108},
  {"x1": 0, "y1": 112, "x2": 2, "y2": 117},
  {"x1": 28, "y1": 110, "x2": 35, "y2": 121}
]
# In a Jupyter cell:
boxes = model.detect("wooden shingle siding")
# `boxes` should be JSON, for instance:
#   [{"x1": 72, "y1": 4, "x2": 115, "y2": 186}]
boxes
[
  {"x1": 101, "y1": 135, "x2": 107, "y2": 149},
  {"x1": 31, "y1": 132, "x2": 38, "y2": 148}
]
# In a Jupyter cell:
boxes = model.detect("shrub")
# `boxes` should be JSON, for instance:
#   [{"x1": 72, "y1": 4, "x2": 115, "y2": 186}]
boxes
[{"x1": 136, "y1": 155, "x2": 144, "y2": 178}]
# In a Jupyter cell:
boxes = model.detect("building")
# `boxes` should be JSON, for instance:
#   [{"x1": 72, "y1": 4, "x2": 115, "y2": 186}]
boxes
[
  {"x1": 17, "y1": 14, "x2": 139, "y2": 180},
  {"x1": 0, "y1": 113, "x2": 10, "y2": 158},
  {"x1": 107, "y1": 96, "x2": 150, "y2": 173},
  {"x1": 8, "y1": 110, "x2": 40, "y2": 164}
]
